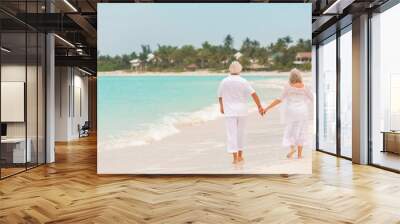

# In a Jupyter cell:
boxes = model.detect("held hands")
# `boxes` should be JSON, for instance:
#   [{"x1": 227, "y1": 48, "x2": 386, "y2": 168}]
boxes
[
  {"x1": 258, "y1": 107, "x2": 269, "y2": 117},
  {"x1": 264, "y1": 107, "x2": 269, "y2": 115},
  {"x1": 258, "y1": 106, "x2": 266, "y2": 116}
]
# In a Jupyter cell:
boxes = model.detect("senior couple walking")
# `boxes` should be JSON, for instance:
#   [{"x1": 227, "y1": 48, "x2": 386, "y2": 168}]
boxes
[{"x1": 218, "y1": 61, "x2": 313, "y2": 164}]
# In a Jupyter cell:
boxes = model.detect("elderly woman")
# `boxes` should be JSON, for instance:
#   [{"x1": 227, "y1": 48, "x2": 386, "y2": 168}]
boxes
[{"x1": 264, "y1": 69, "x2": 313, "y2": 159}]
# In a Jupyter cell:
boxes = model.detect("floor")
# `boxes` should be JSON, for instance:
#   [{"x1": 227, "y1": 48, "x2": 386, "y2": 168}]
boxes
[
  {"x1": 372, "y1": 150, "x2": 400, "y2": 171},
  {"x1": 0, "y1": 167, "x2": 26, "y2": 178},
  {"x1": 1, "y1": 163, "x2": 44, "y2": 179},
  {"x1": 0, "y1": 135, "x2": 400, "y2": 223}
]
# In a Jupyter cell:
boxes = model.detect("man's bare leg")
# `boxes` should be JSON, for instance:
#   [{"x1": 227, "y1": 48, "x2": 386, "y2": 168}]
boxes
[
  {"x1": 238, "y1": 150, "x2": 244, "y2": 162},
  {"x1": 232, "y1": 152, "x2": 239, "y2": 164}
]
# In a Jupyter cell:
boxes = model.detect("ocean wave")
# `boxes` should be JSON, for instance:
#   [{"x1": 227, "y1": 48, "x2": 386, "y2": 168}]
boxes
[
  {"x1": 251, "y1": 76, "x2": 312, "y2": 90},
  {"x1": 251, "y1": 78, "x2": 287, "y2": 90},
  {"x1": 99, "y1": 104, "x2": 222, "y2": 150}
]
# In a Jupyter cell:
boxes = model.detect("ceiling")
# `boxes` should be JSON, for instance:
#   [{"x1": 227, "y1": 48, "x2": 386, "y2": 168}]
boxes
[{"x1": 311, "y1": 0, "x2": 391, "y2": 43}]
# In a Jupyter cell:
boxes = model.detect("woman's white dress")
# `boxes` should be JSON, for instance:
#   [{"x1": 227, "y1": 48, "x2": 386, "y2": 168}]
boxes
[{"x1": 278, "y1": 84, "x2": 313, "y2": 147}]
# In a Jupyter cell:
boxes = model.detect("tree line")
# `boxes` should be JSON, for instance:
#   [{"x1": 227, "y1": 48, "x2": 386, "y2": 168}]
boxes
[{"x1": 98, "y1": 35, "x2": 311, "y2": 72}]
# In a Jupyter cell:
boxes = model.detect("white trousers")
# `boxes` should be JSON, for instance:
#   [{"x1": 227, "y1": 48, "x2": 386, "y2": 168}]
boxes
[{"x1": 224, "y1": 116, "x2": 246, "y2": 153}]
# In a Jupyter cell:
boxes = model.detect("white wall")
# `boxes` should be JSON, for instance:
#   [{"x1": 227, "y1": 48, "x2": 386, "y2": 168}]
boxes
[
  {"x1": 55, "y1": 66, "x2": 70, "y2": 141},
  {"x1": 71, "y1": 73, "x2": 89, "y2": 138},
  {"x1": 1, "y1": 65, "x2": 40, "y2": 138},
  {"x1": 54, "y1": 67, "x2": 89, "y2": 141}
]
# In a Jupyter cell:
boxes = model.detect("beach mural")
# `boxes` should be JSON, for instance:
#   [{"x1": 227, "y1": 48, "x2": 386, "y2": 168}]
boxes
[{"x1": 97, "y1": 3, "x2": 313, "y2": 174}]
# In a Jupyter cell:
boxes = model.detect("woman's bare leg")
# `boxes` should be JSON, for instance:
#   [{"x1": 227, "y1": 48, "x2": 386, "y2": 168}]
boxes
[
  {"x1": 297, "y1": 145, "x2": 303, "y2": 158},
  {"x1": 232, "y1": 152, "x2": 239, "y2": 164},
  {"x1": 238, "y1": 150, "x2": 244, "y2": 162},
  {"x1": 286, "y1": 146, "x2": 296, "y2": 159}
]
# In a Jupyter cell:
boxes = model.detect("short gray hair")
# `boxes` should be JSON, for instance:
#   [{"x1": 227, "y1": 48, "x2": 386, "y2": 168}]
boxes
[{"x1": 289, "y1": 68, "x2": 303, "y2": 84}]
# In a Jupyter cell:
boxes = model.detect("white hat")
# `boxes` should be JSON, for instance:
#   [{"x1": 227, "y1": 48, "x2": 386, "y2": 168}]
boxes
[{"x1": 229, "y1": 61, "x2": 242, "y2": 74}]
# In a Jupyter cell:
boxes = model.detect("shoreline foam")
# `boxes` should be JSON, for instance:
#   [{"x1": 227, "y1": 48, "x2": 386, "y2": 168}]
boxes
[{"x1": 99, "y1": 104, "x2": 223, "y2": 151}]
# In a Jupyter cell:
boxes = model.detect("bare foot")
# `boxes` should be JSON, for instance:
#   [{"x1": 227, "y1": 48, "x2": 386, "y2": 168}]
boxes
[
  {"x1": 232, "y1": 159, "x2": 239, "y2": 164},
  {"x1": 286, "y1": 150, "x2": 296, "y2": 159},
  {"x1": 297, "y1": 146, "x2": 303, "y2": 159},
  {"x1": 238, "y1": 157, "x2": 244, "y2": 163}
]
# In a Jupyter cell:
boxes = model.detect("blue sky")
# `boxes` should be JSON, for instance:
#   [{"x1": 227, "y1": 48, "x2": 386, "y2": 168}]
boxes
[{"x1": 98, "y1": 3, "x2": 311, "y2": 56}]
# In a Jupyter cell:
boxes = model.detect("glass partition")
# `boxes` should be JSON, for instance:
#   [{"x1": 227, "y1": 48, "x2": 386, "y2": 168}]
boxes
[
  {"x1": 26, "y1": 0, "x2": 44, "y2": 169},
  {"x1": 1, "y1": 31, "x2": 28, "y2": 177},
  {"x1": 27, "y1": 30, "x2": 38, "y2": 169},
  {"x1": 0, "y1": 2, "x2": 46, "y2": 179},
  {"x1": 370, "y1": 4, "x2": 400, "y2": 171},
  {"x1": 317, "y1": 35, "x2": 337, "y2": 154},
  {"x1": 339, "y1": 27, "x2": 352, "y2": 158}
]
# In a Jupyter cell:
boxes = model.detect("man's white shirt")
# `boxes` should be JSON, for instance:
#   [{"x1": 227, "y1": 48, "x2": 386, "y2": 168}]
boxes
[{"x1": 217, "y1": 75, "x2": 255, "y2": 117}]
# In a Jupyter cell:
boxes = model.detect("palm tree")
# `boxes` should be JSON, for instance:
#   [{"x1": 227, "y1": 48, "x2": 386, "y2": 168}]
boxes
[
  {"x1": 223, "y1": 34, "x2": 234, "y2": 49},
  {"x1": 139, "y1": 45, "x2": 151, "y2": 71},
  {"x1": 156, "y1": 45, "x2": 177, "y2": 69},
  {"x1": 98, "y1": 36, "x2": 312, "y2": 72},
  {"x1": 283, "y1": 36, "x2": 293, "y2": 45}
]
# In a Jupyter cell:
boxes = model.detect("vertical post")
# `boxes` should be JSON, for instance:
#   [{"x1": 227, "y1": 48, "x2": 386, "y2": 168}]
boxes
[
  {"x1": 336, "y1": 30, "x2": 341, "y2": 157},
  {"x1": 46, "y1": 1, "x2": 55, "y2": 163},
  {"x1": 314, "y1": 45, "x2": 319, "y2": 150},
  {"x1": 367, "y1": 12, "x2": 373, "y2": 165},
  {"x1": 0, "y1": 26, "x2": 2, "y2": 179},
  {"x1": 24, "y1": 81, "x2": 27, "y2": 168},
  {"x1": 88, "y1": 77, "x2": 97, "y2": 132},
  {"x1": 36, "y1": 0, "x2": 39, "y2": 167},
  {"x1": 352, "y1": 14, "x2": 369, "y2": 164}
]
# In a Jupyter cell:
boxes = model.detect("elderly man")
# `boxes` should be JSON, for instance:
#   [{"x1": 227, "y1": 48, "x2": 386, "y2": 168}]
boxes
[{"x1": 217, "y1": 61, "x2": 264, "y2": 164}]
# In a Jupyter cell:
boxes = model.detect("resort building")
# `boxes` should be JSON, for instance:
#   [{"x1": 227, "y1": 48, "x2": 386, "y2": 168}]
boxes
[
  {"x1": 186, "y1": 63, "x2": 198, "y2": 71},
  {"x1": 294, "y1": 52, "x2": 312, "y2": 64},
  {"x1": 130, "y1": 58, "x2": 141, "y2": 70},
  {"x1": 234, "y1": 52, "x2": 243, "y2": 59},
  {"x1": 0, "y1": 0, "x2": 399, "y2": 223}
]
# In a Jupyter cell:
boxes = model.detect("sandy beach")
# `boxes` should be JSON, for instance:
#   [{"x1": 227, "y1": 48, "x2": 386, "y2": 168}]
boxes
[{"x1": 98, "y1": 107, "x2": 313, "y2": 174}]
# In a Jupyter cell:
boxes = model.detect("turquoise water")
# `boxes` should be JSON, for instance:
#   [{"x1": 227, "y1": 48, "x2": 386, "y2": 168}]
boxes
[{"x1": 98, "y1": 74, "x2": 286, "y2": 149}]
